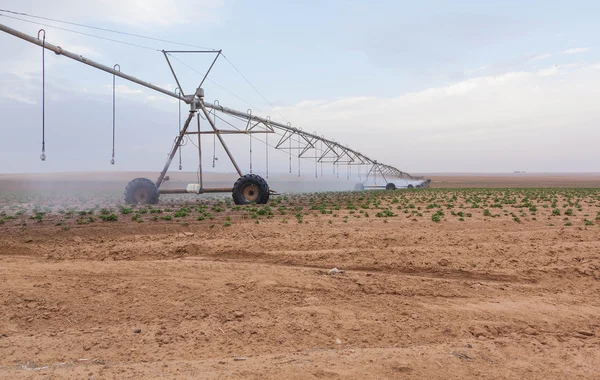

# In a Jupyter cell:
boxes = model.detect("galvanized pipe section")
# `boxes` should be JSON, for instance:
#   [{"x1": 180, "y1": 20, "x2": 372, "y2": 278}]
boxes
[{"x1": 159, "y1": 188, "x2": 233, "y2": 194}]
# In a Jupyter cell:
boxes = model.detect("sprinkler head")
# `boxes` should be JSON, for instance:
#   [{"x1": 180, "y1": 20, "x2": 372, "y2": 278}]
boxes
[
  {"x1": 110, "y1": 158, "x2": 115, "y2": 165},
  {"x1": 40, "y1": 153, "x2": 46, "y2": 161}
]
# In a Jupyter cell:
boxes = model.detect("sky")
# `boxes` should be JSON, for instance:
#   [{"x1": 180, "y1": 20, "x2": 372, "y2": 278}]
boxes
[{"x1": 0, "y1": 0, "x2": 599, "y2": 175}]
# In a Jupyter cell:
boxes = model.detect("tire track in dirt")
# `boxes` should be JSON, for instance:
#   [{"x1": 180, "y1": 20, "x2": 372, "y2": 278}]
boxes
[{"x1": 181, "y1": 252, "x2": 530, "y2": 284}]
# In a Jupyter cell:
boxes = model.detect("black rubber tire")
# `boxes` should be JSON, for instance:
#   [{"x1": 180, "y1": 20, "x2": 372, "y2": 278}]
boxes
[
  {"x1": 416, "y1": 184, "x2": 422, "y2": 189},
  {"x1": 232, "y1": 174, "x2": 270, "y2": 205},
  {"x1": 386, "y1": 183, "x2": 396, "y2": 190},
  {"x1": 124, "y1": 178, "x2": 160, "y2": 204},
  {"x1": 407, "y1": 184, "x2": 414, "y2": 189},
  {"x1": 354, "y1": 183, "x2": 365, "y2": 191}
]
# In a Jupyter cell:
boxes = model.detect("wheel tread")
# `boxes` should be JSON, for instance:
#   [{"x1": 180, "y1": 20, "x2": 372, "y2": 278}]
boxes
[
  {"x1": 124, "y1": 178, "x2": 159, "y2": 204},
  {"x1": 232, "y1": 174, "x2": 269, "y2": 205}
]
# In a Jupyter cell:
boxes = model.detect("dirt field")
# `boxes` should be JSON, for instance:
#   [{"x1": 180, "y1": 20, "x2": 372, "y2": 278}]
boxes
[
  {"x1": 0, "y1": 173, "x2": 599, "y2": 379},
  {"x1": 426, "y1": 173, "x2": 600, "y2": 188}
]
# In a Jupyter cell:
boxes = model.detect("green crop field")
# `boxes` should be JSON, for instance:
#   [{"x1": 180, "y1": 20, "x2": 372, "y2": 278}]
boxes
[{"x1": 1, "y1": 188, "x2": 599, "y2": 231}]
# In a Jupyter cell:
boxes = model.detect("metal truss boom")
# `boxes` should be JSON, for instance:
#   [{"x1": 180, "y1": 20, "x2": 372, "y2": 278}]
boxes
[{"x1": 203, "y1": 101, "x2": 423, "y2": 180}]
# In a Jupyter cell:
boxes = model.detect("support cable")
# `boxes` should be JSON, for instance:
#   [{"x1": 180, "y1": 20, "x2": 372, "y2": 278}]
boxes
[
  {"x1": 221, "y1": 55, "x2": 288, "y2": 123},
  {"x1": 0, "y1": 8, "x2": 218, "y2": 50},
  {"x1": 1, "y1": 14, "x2": 158, "y2": 51},
  {"x1": 165, "y1": 53, "x2": 263, "y2": 112}
]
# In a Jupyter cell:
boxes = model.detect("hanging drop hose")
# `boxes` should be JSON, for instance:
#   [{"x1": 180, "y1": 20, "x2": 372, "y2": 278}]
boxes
[
  {"x1": 320, "y1": 138, "x2": 324, "y2": 177},
  {"x1": 111, "y1": 64, "x2": 120, "y2": 165},
  {"x1": 38, "y1": 29, "x2": 46, "y2": 161},
  {"x1": 248, "y1": 109, "x2": 252, "y2": 174},
  {"x1": 297, "y1": 131, "x2": 300, "y2": 177},
  {"x1": 176, "y1": 87, "x2": 182, "y2": 170},
  {"x1": 212, "y1": 104, "x2": 218, "y2": 168},
  {"x1": 374, "y1": 165, "x2": 377, "y2": 185},
  {"x1": 249, "y1": 131, "x2": 253, "y2": 174},
  {"x1": 266, "y1": 118, "x2": 269, "y2": 179},
  {"x1": 314, "y1": 131, "x2": 317, "y2": 178},
  {"x1": 212, "y1": 133, "x2": 216, "y2": 167}
]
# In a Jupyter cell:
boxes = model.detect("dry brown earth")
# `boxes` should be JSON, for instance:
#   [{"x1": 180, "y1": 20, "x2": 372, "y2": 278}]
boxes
[{"x1": 0, "y1": 173, "x2": 599, "y2": 379}]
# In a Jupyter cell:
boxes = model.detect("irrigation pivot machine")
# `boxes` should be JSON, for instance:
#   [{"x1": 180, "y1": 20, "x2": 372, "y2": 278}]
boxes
[{"x1": 0, "y1": 21, "x2": 428, "y2": 204}]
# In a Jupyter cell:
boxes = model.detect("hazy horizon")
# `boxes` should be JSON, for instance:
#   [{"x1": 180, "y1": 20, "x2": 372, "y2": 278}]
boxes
[{"x1": 2, "y1": 170, "x2": 600, "y2": 176}]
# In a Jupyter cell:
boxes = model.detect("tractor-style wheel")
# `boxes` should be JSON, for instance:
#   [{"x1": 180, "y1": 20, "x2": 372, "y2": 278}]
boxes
[
  {"x1": 386, "y1": 183, "x2": 396, "y2": 190},
  {"x1": 232, "y1": 174, "x2": 269, "y2": 205},
  {"x1": 124, "y1": 178, "x2": 160, "y2": 204},
  {"x1": 407, "y1": 184, "x2": 414, "y2": 189},
  {"x1": 354, "y1": 183, "x2": 365, "y2": 191}
]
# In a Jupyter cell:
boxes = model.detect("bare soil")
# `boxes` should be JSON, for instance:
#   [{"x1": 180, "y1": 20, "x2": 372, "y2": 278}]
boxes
[
  {"x1": 427, "y1": 172, "x2": 600, "y2": 188},
  {"x1": 0, "y1": 173, "x2": 599, "y2": 379}
]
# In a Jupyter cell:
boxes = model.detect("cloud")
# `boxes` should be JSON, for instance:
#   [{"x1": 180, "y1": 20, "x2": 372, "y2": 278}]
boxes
[
  {"x1": 536, "y1": 66, "x2": 559, "y2": 77},
  {"x1": 343, "y1": 10, "x2": 531, "y2": 70},
  {"x1": 110, "y1": 84, "x2": 145, "y2": 96},
  {"x1": 67, "y1": 44, "x2": 102, "y2": 58},
  {"x1": 272, "y1": 63, "x2": 600, "y2": 172},
  {"x1": 563, "y1": 47, "x2": 591, "y2": 54},
  {"x1": 0, "y1": 2, "x2": 598, "y2": 173},
  {"x1": 2, "y1": 62, "x2": 599, "y2": 173},
  {"x1": 1, "y1": 0, "x2": 227, "y2": 28},
  {"x1": 530, "y1": 53, "x2": 552, "y2": 61},
  {"x1": 2, "y1": 92, "x2": 36, "y2": 105},
  {"x1": 101, "y1": 0, "x2": 226, "y2": 27}
]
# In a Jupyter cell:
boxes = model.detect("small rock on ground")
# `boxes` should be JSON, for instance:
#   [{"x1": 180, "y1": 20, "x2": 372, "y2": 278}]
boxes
[{"x1": 234, "y1": 311, "x2": 244, "y2": 318}]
